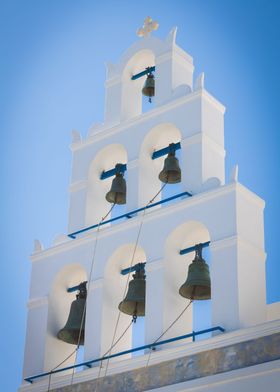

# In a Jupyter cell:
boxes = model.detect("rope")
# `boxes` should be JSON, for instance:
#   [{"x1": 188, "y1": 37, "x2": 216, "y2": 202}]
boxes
[
  {"x1": 95, "y1": 318, "x2": 134, "y2": 389},
  {"x1": 145, "y1": 299, "x2": 193, "y2": 368},
  {"x1": 95, "y1": 182, "x2": 167, "y2": 391},
  {"x1": 46, "y1": 347, "x2": 78, "y2": 391},
  {"x1": 48, "y1": 178, "x2": 168, "y2": 390},
  {"x1": 47, "y1": 204, "x2": 115, "y2": 392}
]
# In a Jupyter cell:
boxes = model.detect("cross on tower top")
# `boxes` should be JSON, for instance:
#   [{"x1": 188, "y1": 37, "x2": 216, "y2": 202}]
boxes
[{"x1": 137, "y1": 16, "x2": 159, "y2": 38}]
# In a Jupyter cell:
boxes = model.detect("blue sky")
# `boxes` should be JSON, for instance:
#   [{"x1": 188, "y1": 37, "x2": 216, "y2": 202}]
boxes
[{"x1": 1, "y1": 1, "x2": 280, "y2": 390}]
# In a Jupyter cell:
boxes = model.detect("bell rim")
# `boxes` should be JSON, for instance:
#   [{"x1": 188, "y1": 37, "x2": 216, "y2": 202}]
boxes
[
  {"x1": 179, "y1": 284, "x2": 211, "y2": 300},
  {"x1": 158, "y1": 170, "x2": 181, "y2": 184},
  {"x1": 118, "y1": 301, "x2": 145, "y2": 317},
  {"x1": 57, "y1": 328, "x2": 85, "y2": 345},
  {"x1": 105, "y1": 191, "x2": 126, "y2": 205},
  {"x1": 142, "y1": 88, "x2": 155, "y2": 98}
]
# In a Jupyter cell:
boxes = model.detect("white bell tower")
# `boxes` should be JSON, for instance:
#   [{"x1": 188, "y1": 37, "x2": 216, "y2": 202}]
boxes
[{"x1": 20, "y1": 18, "x2": 279, "y2": 392}]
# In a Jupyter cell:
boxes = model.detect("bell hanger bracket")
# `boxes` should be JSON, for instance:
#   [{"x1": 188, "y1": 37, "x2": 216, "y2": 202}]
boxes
[
  {"x1": 120, "y1": 243, "x2": 210, "y2": 276},
  {"x1": 100, "y1": 163, "x2": 127, "y2": 180},
  {"x1": 131, "y1": 66, "x2": 155, "y2": 80},
  {"x1": 180, "y1": 241, "x2": 210, "y2": 256},
  {"x1": 121, "y1": 262, "x2": 146, "y2": 276},
  {"x1": 67, "y1": 281, "x2": 88, "y2": 293},
  {"x1": 152, "y1": 142, "x2": 181, "y2": 160}
]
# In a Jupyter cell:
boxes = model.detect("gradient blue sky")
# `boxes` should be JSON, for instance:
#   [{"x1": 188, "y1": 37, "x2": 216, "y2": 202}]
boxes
[{"x1": 1, "y1": 1, "x2": 280, "y2": 390}]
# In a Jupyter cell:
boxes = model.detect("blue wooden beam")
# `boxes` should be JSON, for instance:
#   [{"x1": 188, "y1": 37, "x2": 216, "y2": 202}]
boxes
[
  {"x1": 24, "y1": 326, "x2": 225, "y2": 383},
  {"x1": 100, "y1": 164, "x2": 127, "y2": 180},
  {"x1": 131, "y1": 66, "x2": 155, "y2": 80},
  {"x1": 180, "y1": 241, "x2": 211, "y2": 255},
  {"x1": 121, "y1": 262, "x2": 146, "y2": 276},
  {"x1": 67, "y1": 281, "x2": 88, "y2": 293},
  {"x1": 120, "y1": 243, "x2": 211, "y2": 277},
  {"x1": 68, "y1": 191, "x2": 192, "y2": 239},
  {"x1": 152, "y1": 142, "x2": 181, "y2": 160}
]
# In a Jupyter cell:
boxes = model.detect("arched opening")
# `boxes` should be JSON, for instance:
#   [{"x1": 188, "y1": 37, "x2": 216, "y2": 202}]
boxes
[
  {"x1": 163, "y1": 221, "x2": 211, "y2": 342},
  {"x1": 102, "y1": 244, "x2": 146, "y2": 359},
  {"x1": 86, "y1": 144, "x2": 127, "y2": 228},
  {"x1": 121, "y1": 49, "x2": 155, "y2": 121},
  {"x1": 139, "y1": 123, "x2": 182, "y2": 207},
  {"x1": 44, "y1": 264, "x2": 87, "y2": 372}
]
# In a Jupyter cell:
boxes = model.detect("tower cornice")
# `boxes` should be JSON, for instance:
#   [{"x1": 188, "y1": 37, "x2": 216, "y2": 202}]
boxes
[
  {"x1": 72, "y1": 89, "x2": 225, "y2": 152},
  {"x1": 30, "y1": 182, "x2": 264, "y2": 262}
]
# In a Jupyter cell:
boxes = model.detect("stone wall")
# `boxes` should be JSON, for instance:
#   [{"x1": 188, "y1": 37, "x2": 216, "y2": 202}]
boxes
[{"x1": 51, "y1": 332, "x2": 280, "y2": 392}]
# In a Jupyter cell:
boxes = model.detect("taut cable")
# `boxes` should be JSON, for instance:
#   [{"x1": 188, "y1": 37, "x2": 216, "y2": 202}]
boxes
[
  {"x1": 95, "y1": 183, "x2": 167, "y2": 391},
  {"x1": 47, "y1": 204, "x2": 115, "y2": 392},
  {"x1": 145, "y1": 299, "x2": 193, "y2": 368}
]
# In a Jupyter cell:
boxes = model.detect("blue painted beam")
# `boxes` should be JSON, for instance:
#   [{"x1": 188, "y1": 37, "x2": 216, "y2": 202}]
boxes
[
  {"x1": 121, "y1": 262, "x2": 146, "y2": 276},
  {"x1": 24, "y1": 326, "x2": 225, "y2": 383},
  {"x1": 152, "y1": 142, "x2": 181, "y2": 160},
  {"x1": 180, "y1": 241, "x2": 211, "y2": 255},
  {"x1": 120, "y1": 243, "x2": 211, "y2": 276},
  {"x1": 67, "y1": 281, "x2": 88, "y2": 293},
  {"x1": 68, "y1": 190, "x2": 192, "y2": 239},
  {"x1": 131, "y1": 66, "x2": 155, "y2": 80},
  {"x1": 100, "y1": 164, "x2": 127, "y2": 180}
]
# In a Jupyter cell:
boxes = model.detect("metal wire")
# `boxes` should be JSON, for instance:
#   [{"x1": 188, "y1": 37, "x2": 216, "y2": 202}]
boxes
[
  {"x1": 94, "y1": 183, "x2": 167, "y2": 391},
  {"x1": 47, "y1": 204, "x2": 115, "y2": 392},
  {"x1": 47, "y1": 180, "x2": 169, "y2": 390},
  {"x1": 145, "y1": 299, "x2": 193, "y2": 368},
  {"x1": 95, "y1": 318, "x2": 134, "y2": 389}
]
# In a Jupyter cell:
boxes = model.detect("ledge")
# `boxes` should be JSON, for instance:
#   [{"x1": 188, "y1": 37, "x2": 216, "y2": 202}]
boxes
[
  {"x1": 19, "y1": 320, "x2": 280, "y2": 391},
  {"x1": 60, "y1": 332, "x2": 279, "y2": 392},
  {"x1": 30, "y1": 182, "x2": 264, "y2": 262},
  {"x1": 72, "y1": 89, "x2": 225, "y2": 151}
]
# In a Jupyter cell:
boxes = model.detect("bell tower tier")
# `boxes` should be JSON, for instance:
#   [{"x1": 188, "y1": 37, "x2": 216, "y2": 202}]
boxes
[
  {"x1": 20, "y1": 19, "x2": 278, "y2": 392},
  {"x1": 104, "y1": 28, "x2": 194, "y2": 126},
  {"x1": 22, "y1": 182, "x2": 267, "y2": 382},
  {"x1": 69, "y1": 88, "x2": 225, "y2": 234}
]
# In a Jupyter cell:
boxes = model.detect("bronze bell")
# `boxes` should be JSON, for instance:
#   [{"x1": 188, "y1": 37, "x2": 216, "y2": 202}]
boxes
[
  {"x1": 159, "y1": 146, "x2": 181, "y2": 184},
  {"x1": 179, "y1": 245, "x2": 211, "y2": 300},
  {"x1": 105, "y1": 164, "x2": 126, "y2": 205},
  {"x1": 118, "y1": 266, "x2": 146, "y2": 318},
  {"x1": 57, "y1": 282, "x2": 87, "y2": 345},
  {"x1": 142, "y1": 71, "x2": 155, "y2": 103}
]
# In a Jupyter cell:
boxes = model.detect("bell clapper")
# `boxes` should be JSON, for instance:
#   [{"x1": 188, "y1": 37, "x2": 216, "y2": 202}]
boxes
[{"x1": 132, "y1": 302, "x2": 138, "y2": 323}]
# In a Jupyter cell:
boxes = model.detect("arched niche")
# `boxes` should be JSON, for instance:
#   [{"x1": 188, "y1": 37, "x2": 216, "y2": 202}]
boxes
[
  {"x1": 85, "y1": 144, "x2": 127, "y2": 227},
  {"x1": 163, "y1": 221, "x2": 211, "y2": 340},
  {"x1": 101, "y1": 244, "x2": 146, "y2": 357},
  {"x1": 121, "y1": 49, "x2": 155, "y2": 121},
  {"x1": 139, "y1": 123, "x2": 182, "y2": 206},
  {"x1": 44, "y1": 264, "x2": 87, "y2": 372}
]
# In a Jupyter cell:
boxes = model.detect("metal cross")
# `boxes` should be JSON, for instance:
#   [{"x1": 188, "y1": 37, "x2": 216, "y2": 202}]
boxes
[{"x1": 137, "y1": 16, "x2": 159, "y2": 38}]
